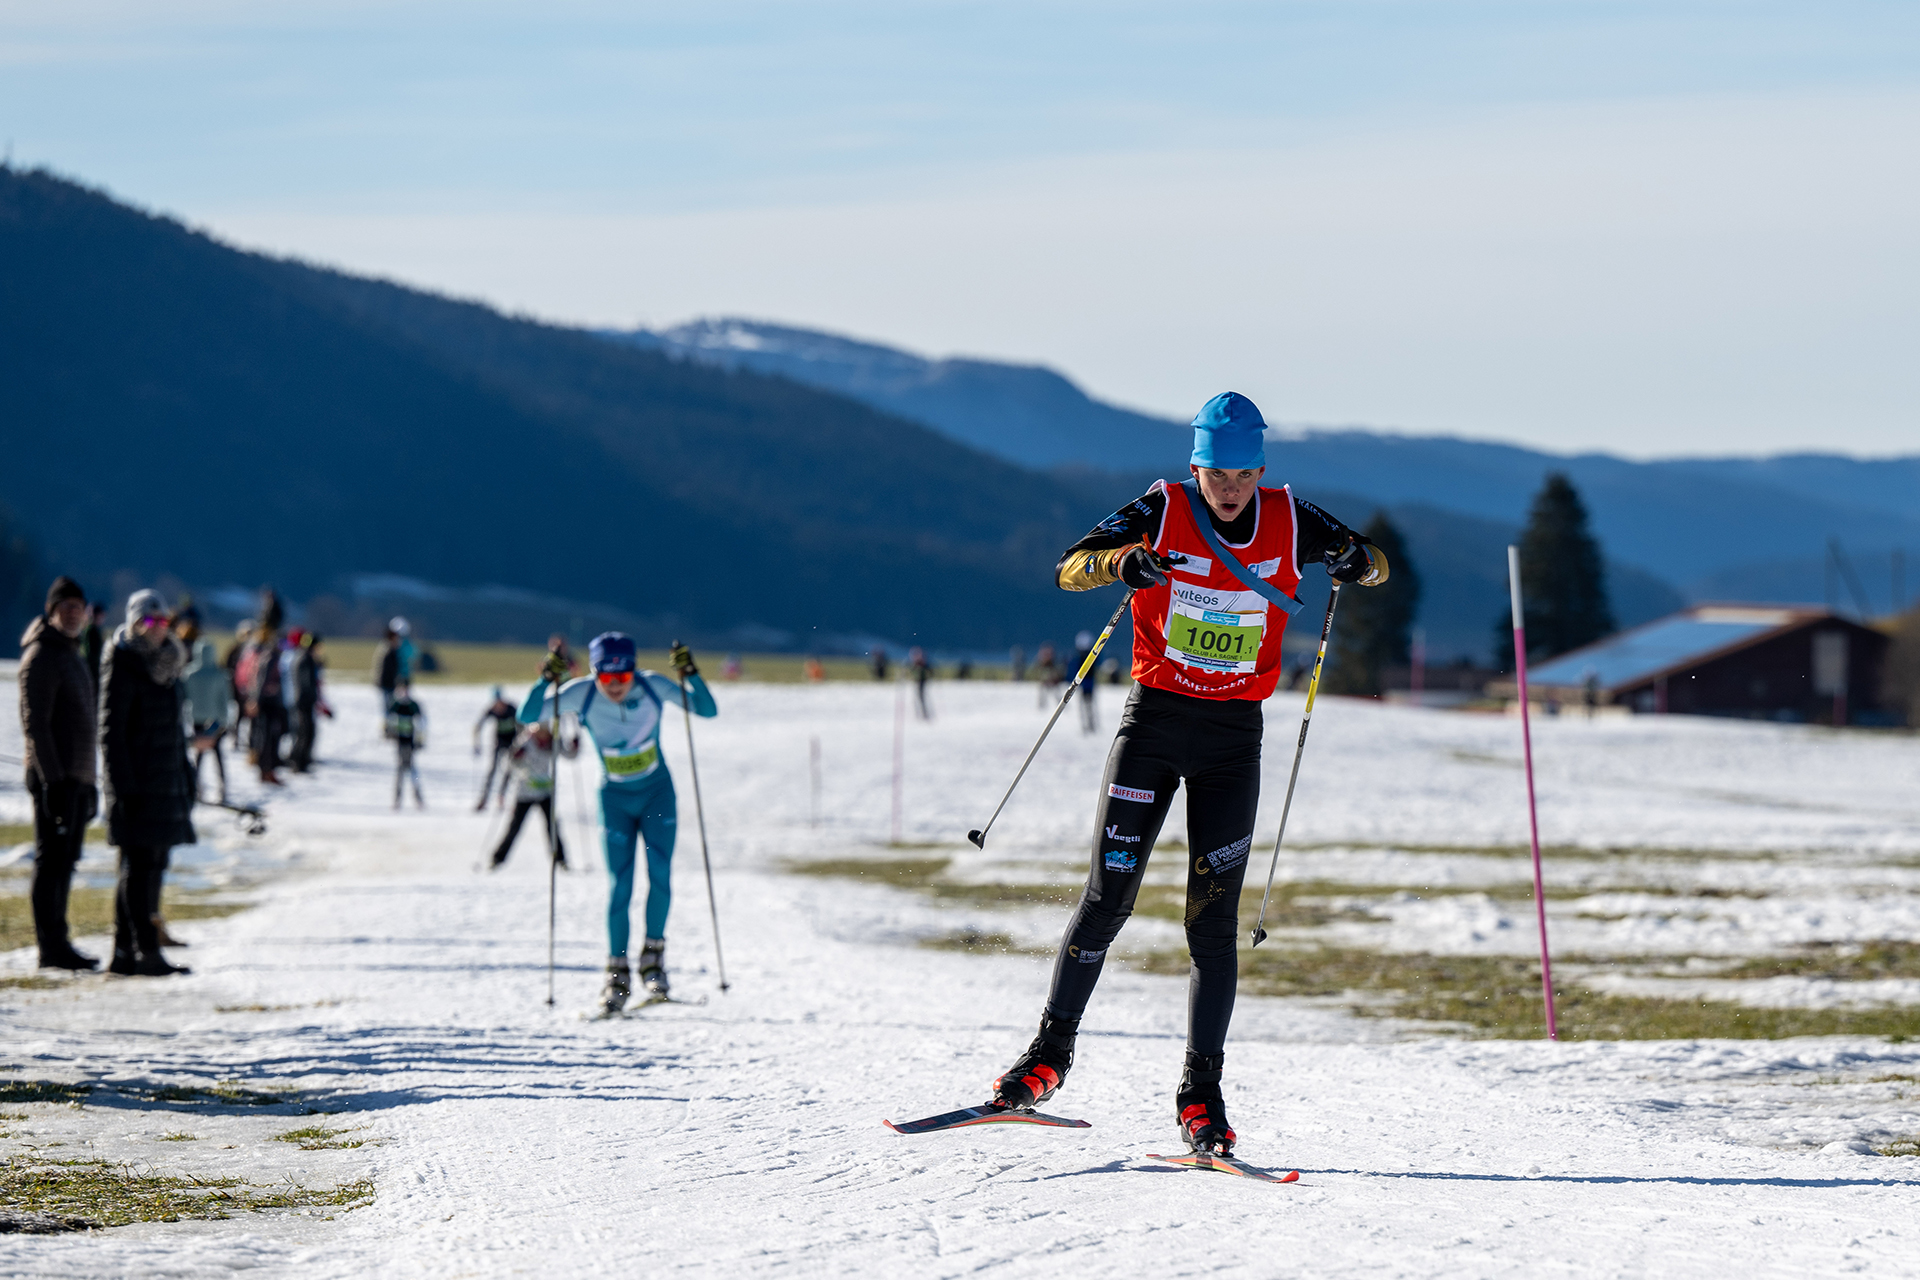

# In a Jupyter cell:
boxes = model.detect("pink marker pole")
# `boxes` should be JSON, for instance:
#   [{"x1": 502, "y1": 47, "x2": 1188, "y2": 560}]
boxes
[{"x1": 1508, "y1": 545, "x2": 1559, "y2": 1041}]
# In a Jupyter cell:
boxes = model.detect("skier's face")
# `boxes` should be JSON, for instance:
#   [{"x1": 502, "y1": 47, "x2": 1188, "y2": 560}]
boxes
[
  {"x1": 595, "y1": 670, "x2": 634, "y2": 700},
  {"x1": 1191, "y1": 465, "x2": 1264, "y2": 521}
]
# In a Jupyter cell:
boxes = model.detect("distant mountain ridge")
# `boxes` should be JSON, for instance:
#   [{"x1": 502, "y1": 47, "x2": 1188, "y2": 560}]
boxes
[
  {"x1": 0, "y1": 167, "x2": 1114, "y2": 653},
  {"x1": 608, "y1": 318, "x2": 1190, "y2": 470},
  {"x1": 617, "y1": 318, "x2": 1920, "y2": 616}
]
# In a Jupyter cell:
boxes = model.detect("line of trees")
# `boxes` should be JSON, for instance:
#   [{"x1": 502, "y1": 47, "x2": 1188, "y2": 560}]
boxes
[{"x1": 1325, "y1": 471, "x2": 1618, "y2": 696}]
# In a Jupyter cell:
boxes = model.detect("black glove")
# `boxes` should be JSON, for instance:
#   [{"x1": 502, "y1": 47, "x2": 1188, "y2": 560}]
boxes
[
  {"x1": 1327, "y1": 537, "x2": 1388, "y2": 585},
  {"x1": 1117, "y1": 545, "x2": 1173, "y2": 590},
  {"x1": 541, "y1": 651, "x2": 570, "y2": 683},
  {"x1": 669, "y1": 643, "x2": 698, "y2": 677},
  {"x1": 46, "y1": 779, "x2": 75, "y2": 838}
]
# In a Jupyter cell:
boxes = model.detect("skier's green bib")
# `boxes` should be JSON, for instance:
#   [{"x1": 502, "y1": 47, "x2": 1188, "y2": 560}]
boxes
[
  {"x1": 602, "y1": 743, "x2": 660, "y2": 778},
  {"x1": 1164, "y1": 590, "x2": 1265, "y2": 676}
]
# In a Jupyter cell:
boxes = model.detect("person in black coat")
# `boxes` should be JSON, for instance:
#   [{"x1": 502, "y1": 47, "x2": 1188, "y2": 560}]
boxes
[
  {"x1": 18, "y1": 576, "x2": 101, "y2": 970},
  {"x1": 98, "y1": 588, "x2": 195, "y2": 976}
]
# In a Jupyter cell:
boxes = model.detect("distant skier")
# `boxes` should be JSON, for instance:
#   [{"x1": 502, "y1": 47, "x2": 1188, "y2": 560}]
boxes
[
  {"x1": 908, "y1": 646, "x2": 933, "y2": 721},
  {"x1": 1072, "y1": 629, "x2": 1097, "y2": 733},
  {"x1": 520, "y1": 632, "x2": 716, "y2": 1015},
  {"x1": 488, "y1": 722, "x2": 580, "y2": 869},
  {"x1": 372, "y1": 618, "x2": 412, "y2": 716},
  {"x1": 985, "y1": 391, "x2": 1388, "y2": 1157},
  {"x1": 386, "y1": 680, "x2": 427, "y2": 809},
  {"x1": 472, "y1": 686, "x2": 520, "y2": 810}
]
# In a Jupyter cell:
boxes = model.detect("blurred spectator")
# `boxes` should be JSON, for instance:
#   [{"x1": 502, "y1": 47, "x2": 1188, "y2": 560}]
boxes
[
  {"x1": 1101, "y1": 656, "x2": 1122, "y2": 686},
  {"x1": 909, "y1": 646, "x2": 933, "y2": 721},
  {"x1": 373, "y1": 621, "x2": 404, "y2": 714},
  {"x1": 288, "y1": 629, "x2": 330, "y2": 772},
  {"x1": 174, "y1": 602, "x2": 230, "y2": 804},
  {"x1": 18, "y1": 575, "x2": 100, "y2": 971},
  {"x1": 225, "y1": 621, "x2": 254, "y2": 758},
  {"x1": 244, "y1": 615, "x2": 288, "y2": 785},
  {"x1": 99, "y1": 588, "x2": 193, "y2": 976},
  {"x1": 1009, "y1": 645, "x2": 1026, "y2": 682},
  {"x1": 724, "y1": 653, "x2": 743, "y2": 681},
  {"x1": 955, "y1": 659, "x2": 973, "y2": 680},
  {"x1": 488, "y1": 722, "x2": 579, "y2": 869},
  {"x1": 804, "y1": 655, "x2": 826, "y2": 682},
  {"x1": 870, "y1": 648, "x2": 889, "y2": 681},
  {"x1": 1033, "y1": 642, "x2": 1060, "y2": 708}
]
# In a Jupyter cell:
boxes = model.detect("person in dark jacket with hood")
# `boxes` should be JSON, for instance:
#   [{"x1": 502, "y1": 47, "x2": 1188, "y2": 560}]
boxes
[
  {"x1": 17, "y1": 576, "x2": 101, "y2": 970},
  {"x1": 99, "y1": 588, "x2": 195, "y2": 976}
]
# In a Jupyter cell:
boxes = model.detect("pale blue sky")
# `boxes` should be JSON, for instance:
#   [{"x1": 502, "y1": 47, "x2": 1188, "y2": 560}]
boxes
[{"x1": 4, "y1": 2, "x2": 1917, "y2": 456}]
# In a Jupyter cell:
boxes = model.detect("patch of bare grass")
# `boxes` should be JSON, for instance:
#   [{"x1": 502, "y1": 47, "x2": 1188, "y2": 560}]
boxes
[
  {"x1": 1714, "y1": 942, "x2": 1920, "y2": 983},
  {"x1": 1137, "y1": 946, "x2": 1920, "y2": 1041},
  {"x1": 918, "y1": 929, "x2": 1050, "y2": 957},
  {"x1": 0, "y1": 1154, "x2": 373, "y2": 1227},
  {"x1": 1, "y1": 886, "x2": 250, "y2": 952},
  {"x1": 0, "y1": 1080, "x2": 93, "y2": 1106},
  {"x1": 273, "y1": 1125, "x2": 367, "y2": 1150}
]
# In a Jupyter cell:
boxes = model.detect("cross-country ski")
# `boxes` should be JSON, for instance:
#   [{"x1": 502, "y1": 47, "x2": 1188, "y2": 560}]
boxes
[
  {"x1": 1146, "y1": 1152, "x2": 1302, "y2": 1183},
  {"x1": 884, "y1": 1104, "x2": 1092, "y2": 1135}
]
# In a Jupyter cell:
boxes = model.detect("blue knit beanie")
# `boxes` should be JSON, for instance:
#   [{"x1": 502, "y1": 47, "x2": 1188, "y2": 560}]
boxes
[{"x1": 1190, "y1": 392, "x2": 1268, "y2": 469}]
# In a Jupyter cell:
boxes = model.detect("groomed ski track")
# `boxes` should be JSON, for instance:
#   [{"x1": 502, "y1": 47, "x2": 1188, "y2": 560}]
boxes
[{"x1": 4, "y1": 678, "x2": 1920, "y2": 1277}]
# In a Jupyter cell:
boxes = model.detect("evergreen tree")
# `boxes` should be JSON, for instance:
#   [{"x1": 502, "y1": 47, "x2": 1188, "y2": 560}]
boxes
[
  {"x1": 1325, "y1": 513, "x2": 1420, "y2": 696},
  {"x1": 1491, "y1": 472, "x2": 1614, "y2": 668},
  {"x1": 0, "y1": 504, "x2": 39, "y2": 657}
]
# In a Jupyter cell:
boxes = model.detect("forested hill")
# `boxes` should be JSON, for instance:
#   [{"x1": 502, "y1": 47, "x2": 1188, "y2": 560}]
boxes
[{"x1": 0, "y1": 167, "x2": 1115, "y2": 651}]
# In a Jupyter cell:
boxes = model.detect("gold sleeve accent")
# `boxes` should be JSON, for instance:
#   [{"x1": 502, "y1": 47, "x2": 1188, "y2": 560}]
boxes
[
  {"x1": 1057, "y1": 547, "x2": 1124, "y2": 592},
  {"x1": 1359, "y1": 544, "x2": 1390, "y2": 587}
]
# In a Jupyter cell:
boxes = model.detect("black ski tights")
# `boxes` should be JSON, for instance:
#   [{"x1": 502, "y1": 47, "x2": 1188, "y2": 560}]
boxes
[{"x1": 1044, "y1": 684, "x2": 1261, "y2": 1057}]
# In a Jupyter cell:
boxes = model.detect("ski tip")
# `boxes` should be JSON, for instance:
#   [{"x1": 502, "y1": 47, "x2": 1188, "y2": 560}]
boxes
[
  {"x1": 1278, "y1": 1169, "x2": 1301, "y2": 1182},
  {"x1": 966, "y1": 830, "x2": 986, "y2": 849}
]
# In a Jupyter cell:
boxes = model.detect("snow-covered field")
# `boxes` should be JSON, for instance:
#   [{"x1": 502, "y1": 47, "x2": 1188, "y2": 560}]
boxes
[{"x1": 5, "y1": 676, "x2": 1920, "y2": 1277}]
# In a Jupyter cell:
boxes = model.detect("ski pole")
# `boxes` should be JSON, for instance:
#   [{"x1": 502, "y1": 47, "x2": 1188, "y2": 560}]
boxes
[
  {"x1": 546, "y1": 676, "x2": 563, "y2": 1010},
  {"x1": 1250, "y1": 582, "x2": 1342, "y2": 947},
  {"x1": 1508, "y1": 545, "x2": 1559, "y2": 1040},
  {"x1": 675, "y1": 647, "x2": 730, "y2": 992},
  {"x1": 968, "y1": 588, "x2": 1132, "y2": 850}
]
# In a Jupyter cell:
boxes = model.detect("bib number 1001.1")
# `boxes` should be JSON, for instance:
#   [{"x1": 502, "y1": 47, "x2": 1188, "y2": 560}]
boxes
[{"x1": 1166, "y1": 608, "x2": 1263, "y2": 673}]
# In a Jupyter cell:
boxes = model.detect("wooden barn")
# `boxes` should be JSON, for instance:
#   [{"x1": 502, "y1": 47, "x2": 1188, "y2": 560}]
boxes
[{"x1": 1519, "y1": 604, "x2": 1893, "y2": 725}]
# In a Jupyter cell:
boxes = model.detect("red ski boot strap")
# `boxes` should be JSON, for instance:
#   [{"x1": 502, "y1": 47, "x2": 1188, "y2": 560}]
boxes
[{"x1": 1023, "y1": 1065, "x2": 1060, "y2": 1096}]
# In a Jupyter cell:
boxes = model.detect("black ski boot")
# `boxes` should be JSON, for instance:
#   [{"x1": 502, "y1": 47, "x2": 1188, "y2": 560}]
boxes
[
  {"x1": 600, "y1": 957, "x2": 631, "y2": 1016},
  {"x1": 638, "y1": 937, "x2": 668, "y2": 1000},
  {"x1": 1175, "y1": 1050, "x2": 1235, "y2": 1154},
  {"x1": 991, "y1": 1012, "x2": 1079, "y2": 1110}
]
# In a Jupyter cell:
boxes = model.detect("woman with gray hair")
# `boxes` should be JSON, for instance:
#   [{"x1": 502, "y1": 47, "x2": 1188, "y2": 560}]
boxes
[{"x1": 99, "y1": 588, "x2": 195, "y2": 976}]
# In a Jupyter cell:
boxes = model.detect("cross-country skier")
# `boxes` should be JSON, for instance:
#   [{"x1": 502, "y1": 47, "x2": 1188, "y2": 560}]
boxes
[
  {"x1": 986, "y1": 391, "x2": 1388, "y2": 1157},
  {"x1": 519, "y1": 633, "x2": 716, "y2": 1014},
  {"x1": 472, "y1": 687, "x2": 520, "y2": 810},
  {"x1": 488, "y1": 722, "x2": 580, "y2": 869},
  {"x1": 386, "y1": 681, "x2": 427, "y2": 809}
]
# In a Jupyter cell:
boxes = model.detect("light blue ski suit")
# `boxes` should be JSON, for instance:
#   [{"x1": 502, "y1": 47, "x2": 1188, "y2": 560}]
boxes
[{"x1": 520, "y1": 671, "x2": 716, "y2": 956}]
